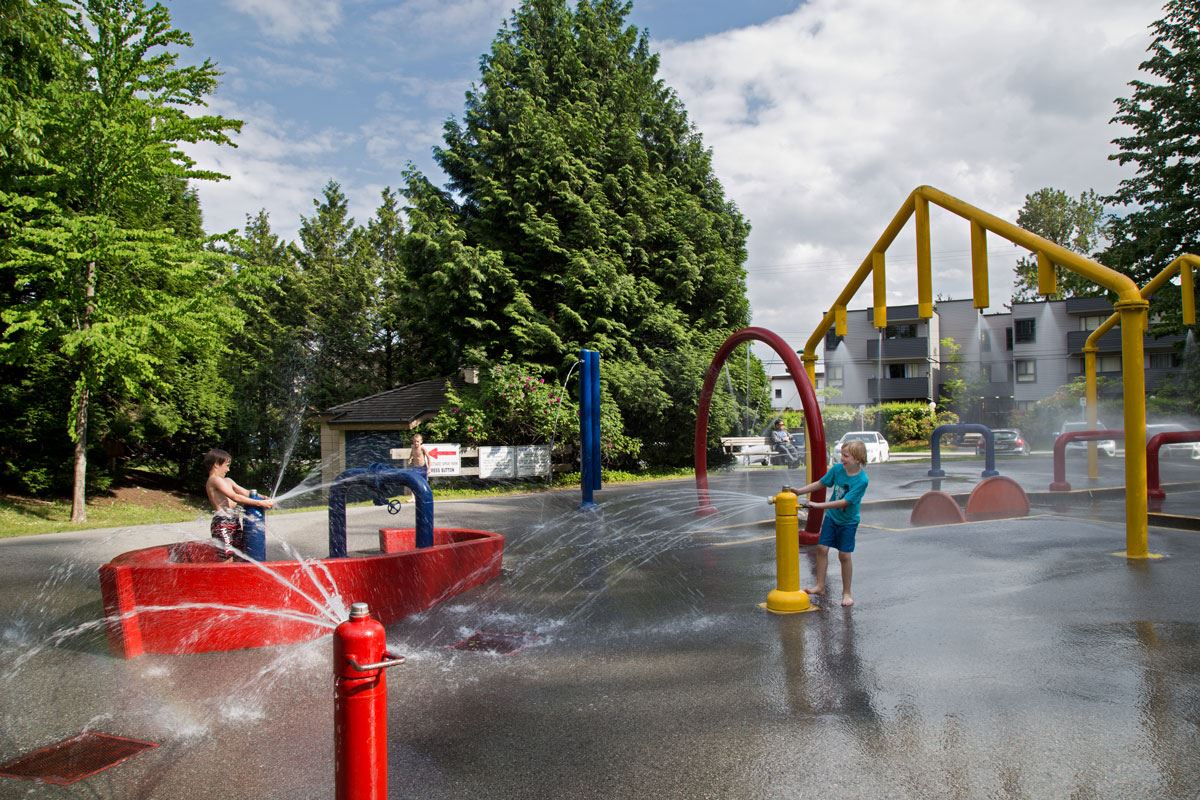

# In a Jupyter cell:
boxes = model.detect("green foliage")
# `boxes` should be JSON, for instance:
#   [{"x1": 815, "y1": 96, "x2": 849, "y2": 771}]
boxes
[
  {"x1": 879, "y1": 402, "x2": 957, "y2": 444},
  {"x1": 405, "y1": 0, "x2": 751, "y2": 464},
  {"x1": 1012, "y1": 188, "x2": 1107, "y2": 302},
  {"x1": 0, "y1": 0, "x2": 242, "y2": 509},
  {"x1": 1105, "y1": 1, "x2": 1200, "y2": 330},
  {"x1": 420, "y1": 361, "x2": 640, "y2": 465}
]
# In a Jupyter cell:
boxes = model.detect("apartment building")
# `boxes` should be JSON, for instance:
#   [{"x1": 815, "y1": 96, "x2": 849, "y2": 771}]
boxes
[{"x1": 815, "y1": 297, "x2": 1185, "y2": 421}]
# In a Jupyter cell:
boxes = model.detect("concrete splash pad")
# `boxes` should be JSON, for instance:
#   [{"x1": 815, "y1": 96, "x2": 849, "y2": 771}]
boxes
[
  {"x1": 99, "y1": 528, "x2": 503, "y2": 658},
  {"x1": 3, "y1": 477, "x2": 1200, "y2": 798}
]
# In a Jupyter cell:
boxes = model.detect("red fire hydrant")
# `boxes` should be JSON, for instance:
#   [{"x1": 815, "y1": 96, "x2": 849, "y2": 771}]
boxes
[{"x1": 334, "y1": 602, "x2": 405, "y2": 800}]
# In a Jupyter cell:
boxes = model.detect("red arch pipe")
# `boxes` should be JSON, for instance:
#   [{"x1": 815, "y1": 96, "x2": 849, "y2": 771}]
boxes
[
  {"x1": 1147, "y1": 430, "x2": 1200, "y2": 505},
  {"x1": 1048, "y1": 430, "x2": 1123, "y2": 491},
  {"x1": 694, "y1": 327, "x2": 827, "y2": 537}
]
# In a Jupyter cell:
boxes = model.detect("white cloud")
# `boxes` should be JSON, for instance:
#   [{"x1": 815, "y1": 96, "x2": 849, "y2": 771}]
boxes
[
  {"x1": 656, "y1": 0, "x2": 1161, "y2": 356},
  {"x1": 369, "y1": 0, "x2": 515, "y2": 48},
  {"x1": 225, "y1": 0, "x2": 344, "y2": 43}
]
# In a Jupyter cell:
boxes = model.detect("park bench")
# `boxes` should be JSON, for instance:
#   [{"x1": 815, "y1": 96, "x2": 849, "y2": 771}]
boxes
[{"x1": 719, "y1": 435, "x2": 802, "y2": 467}]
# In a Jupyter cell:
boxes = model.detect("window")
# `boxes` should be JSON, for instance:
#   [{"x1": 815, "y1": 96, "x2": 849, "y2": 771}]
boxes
[
  {"x1": 827, "y1": 364, "x2": 844, "y2": 387},
  {"x1": 885, "y1": 323, "x2": 918, "y2": 339},
  {"x1": 1079, "y1": 315, "x2": 1106, "y2": 331},
  {"x1": 1149, "y1": 353, "x2": 1180, "y2": 369},
  {"x1": 774, "y1": 388, "x2": 782, "y2": 399},
  {"x1": 1098, "y1": 354, "x2": 1121, "y2": 372},
  {"x1": 888, "y1": 363, "x2": 905, "y2": 379},
  {"x1": 1016, "y1": 359, "x2": 1037, "y2": 383},
  {"x1": 1014, "y1": 318, "x2": 1036, "y2": 343},
  {"x1": 1005, "y1": 328, "x2": 1013, "y2": 351}
]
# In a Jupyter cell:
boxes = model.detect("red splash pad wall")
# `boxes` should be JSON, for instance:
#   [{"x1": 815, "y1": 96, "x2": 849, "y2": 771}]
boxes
[{"x1": 99, "y1": 528, "x2": 503, "y2": 659}]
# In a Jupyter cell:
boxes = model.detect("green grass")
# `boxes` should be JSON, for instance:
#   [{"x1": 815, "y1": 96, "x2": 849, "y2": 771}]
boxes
[
  {"x1": 0, "y1": 467, "x2": 699, "y2": 539},
  {"x1": 0, "y1": 493, "x2": 209, "y2": 539}
]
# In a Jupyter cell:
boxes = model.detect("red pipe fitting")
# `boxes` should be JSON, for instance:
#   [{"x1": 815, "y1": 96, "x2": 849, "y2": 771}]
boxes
[{"x1": 334, "y1": 602, "x2": 404, "y2": 800}]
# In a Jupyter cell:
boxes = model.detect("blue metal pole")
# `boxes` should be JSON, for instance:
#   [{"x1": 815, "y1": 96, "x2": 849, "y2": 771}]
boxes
[
  {"x1": 590, "y1": 350, "x2": 602, "y2": 491},
  {"x1": 580, "y1": 349, "x2": 597, "y2": 509},
  {"x1": 329, "y1": 485, "x2": 348, "y2": 558}
]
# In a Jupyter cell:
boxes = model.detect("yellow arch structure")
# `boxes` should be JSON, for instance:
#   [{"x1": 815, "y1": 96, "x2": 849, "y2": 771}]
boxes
[
  {"x1": 801, "y1": 185, "x2": 1154, "y2": 559},
  {"x1": 1082, "y1": 254, "x2": 1199, "y2": 480}
]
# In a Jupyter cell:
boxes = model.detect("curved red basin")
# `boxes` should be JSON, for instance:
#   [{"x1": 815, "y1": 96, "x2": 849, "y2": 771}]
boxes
[{"x1": 99, "y1": 528, "x2": 504, "y2": 658}]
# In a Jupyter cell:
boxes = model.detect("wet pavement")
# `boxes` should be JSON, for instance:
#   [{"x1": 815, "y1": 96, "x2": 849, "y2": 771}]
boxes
[{"x1": 2, "y1": 456, "x2": 1200, "y2": 798}]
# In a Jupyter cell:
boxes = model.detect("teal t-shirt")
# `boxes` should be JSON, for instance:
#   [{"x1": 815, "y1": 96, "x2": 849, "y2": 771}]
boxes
[{"x1": 819, "y1": 463, "x2": 869, "y2": 525}]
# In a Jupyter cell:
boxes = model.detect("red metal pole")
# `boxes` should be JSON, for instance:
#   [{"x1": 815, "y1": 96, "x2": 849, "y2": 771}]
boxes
[{"x1": 334, "y1": 602, "x2": 403, "y2": 800}]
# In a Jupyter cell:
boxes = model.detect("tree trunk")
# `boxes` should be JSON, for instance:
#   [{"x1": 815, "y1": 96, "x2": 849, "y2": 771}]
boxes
[
  {"x1": 71, "y1": 383, "x2": 88, "y2": 523},
  {"x1": 70, "y1": 256, "x2": 96, "y2": 523}
]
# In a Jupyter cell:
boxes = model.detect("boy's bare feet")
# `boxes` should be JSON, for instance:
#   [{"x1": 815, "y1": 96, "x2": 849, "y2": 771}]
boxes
[
  {"x1": 803, "y1": 586, "x2": 824, "y2": 595},
  {"x1": 841, "y1": 595, "x2": 854, "y2": 607}
]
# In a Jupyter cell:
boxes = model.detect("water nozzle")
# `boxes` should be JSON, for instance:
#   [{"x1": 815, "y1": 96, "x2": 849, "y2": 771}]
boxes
[{"x1": 349, "y1": 602, "x2": 370, "y2": 619}]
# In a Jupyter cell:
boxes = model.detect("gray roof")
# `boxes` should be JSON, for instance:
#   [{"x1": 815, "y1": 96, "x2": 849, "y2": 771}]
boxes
[{"x1": 322, "y1": 376, "x2": 467, "y2": 425}]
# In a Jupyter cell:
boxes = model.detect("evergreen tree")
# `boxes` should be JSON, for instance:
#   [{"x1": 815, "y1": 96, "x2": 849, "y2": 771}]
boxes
[
  {"x1": 1011, "y1": 188, "x2": 1107, "y2": 301},
  {"x1": 294, "y1": 181, "x2": 381, "y2": 411},
  {"x1": 364, "y1": 187, "x2": 410, "y2": 388},
  {"x1": 1105, "y1": 0, "x2": 1200, "y2": 328},
  {"x1": 406, "y1": 0, "x2": 751, "y2": 463}
]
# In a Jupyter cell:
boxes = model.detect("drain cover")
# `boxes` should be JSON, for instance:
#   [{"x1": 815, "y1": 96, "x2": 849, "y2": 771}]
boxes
[
  {"x1": 451, "y1": 630, "x2": 534, "y2": 655},
  {"x1": 0, "y1": 732, "x2": 157, "y2": 786}
]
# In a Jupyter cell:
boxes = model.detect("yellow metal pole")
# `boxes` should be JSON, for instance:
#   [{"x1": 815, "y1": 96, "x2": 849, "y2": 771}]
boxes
[
  {"x1": 1037, "y1": 252, "x2": 1057, "y2": 296},
  {"x1": 835, "y1": 304, "x2": 847, "y2": 336},
  {"x1": 1183, "y1": 261, "x2": 1196, "y2": 325},
  {"x1": 872, "y1": 251, "x2": 887, "y2": 330},
  {"x1": 763, "y1": 489, "x2": 814, "y2": 613},
  {"x1": 1115, "y1": 299, "x2": 1154, "y2": 558},
  {"x1": 1084, "y1": 346, "x2": 1099, "y2": 480},
  {"x1": 970, "y1": 220, "x2": 989, "y2": 310},
  {"x1": 802, "y1": 353, "x2": 818, "y2": 485},
  {"x1": 915, "y1": 195, "x2": 933, "y2": 318}
]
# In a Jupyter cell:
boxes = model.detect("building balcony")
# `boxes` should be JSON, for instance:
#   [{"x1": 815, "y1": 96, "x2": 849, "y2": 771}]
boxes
[
  {"x1": 1067, "y1": 368, "x2": 1175, "y2": 394},
  {"x1": 1064, "y1": 297, "x2": 1113, "y2": 315},
  {"x1": 867, "y1": 336, "x2": 929, "y2": 360},
  {"x1": 1066, "y1": 330, "x2": 1187, "y2": 354},
  {"x1": 867, "y1": 376, "x2": 932, "y2": 401},
  {"x1": 867, "y1": 304, "x2": 924, "y2": 324}
]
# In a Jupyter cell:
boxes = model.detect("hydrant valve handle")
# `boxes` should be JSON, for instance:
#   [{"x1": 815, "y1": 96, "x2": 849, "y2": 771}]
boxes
[{"x1": 347, "y1": 653, "x2": 407, "y2": 671}]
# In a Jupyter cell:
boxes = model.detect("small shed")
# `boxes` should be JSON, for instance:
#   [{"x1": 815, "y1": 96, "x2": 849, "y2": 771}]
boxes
[{"x1": 319, "y1": 368, "x2": 477, "y2": 486}]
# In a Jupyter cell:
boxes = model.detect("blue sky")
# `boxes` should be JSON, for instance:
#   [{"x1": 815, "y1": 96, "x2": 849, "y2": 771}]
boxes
[{"x1": 171, "y1": 0, "x2": 1165, "y2": 369}]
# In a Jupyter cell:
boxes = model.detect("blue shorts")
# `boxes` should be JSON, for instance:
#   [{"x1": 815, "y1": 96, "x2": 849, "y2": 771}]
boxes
[{"x1": 819, "y1": 515, "x2": 858, "y2": 552}]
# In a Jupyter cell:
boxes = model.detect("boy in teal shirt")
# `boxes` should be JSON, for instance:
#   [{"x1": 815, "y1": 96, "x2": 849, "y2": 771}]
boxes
[{"x1": 793, "y1": 438, "x2": 869, "y2": 607}]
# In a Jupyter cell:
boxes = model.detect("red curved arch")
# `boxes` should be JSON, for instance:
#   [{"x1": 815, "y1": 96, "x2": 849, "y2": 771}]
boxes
[{"x1": 695, "y1": 327, "x2": 827, "y2": 537}]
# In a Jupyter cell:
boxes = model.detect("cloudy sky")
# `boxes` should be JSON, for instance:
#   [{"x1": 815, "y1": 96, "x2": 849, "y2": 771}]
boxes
[{"x1": 172, "y1": 0, "x2": 1164, "y2": 371}]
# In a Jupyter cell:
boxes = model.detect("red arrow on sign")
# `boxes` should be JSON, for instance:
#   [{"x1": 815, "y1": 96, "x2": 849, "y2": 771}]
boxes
[{"x1": 427, "y1": 448, "x2": 454, "y2": 459}]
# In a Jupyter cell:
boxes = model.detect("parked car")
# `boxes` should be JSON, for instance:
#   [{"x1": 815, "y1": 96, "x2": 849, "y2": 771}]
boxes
[
  {"x1": 1144, "y1": 423, "x2": 1200, "y2": 460},
  {"x1": 833, "y1": 431, "x2": 890, "y2": 463},
  {"x1": 1056, "y1": 420, "x2": 1117, "y2": 457},
  {"x1": 976, "y1": 428, "x2": 1030, "y2": 456}
]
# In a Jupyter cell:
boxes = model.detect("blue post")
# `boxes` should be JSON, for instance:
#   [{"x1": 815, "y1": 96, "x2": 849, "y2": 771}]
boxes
[
  {"x1": 580, "y1": 348, "x2": 599, "y2": 510},
  {"x1": 928, "y1": 423, "x2": 999, "y2": 478},
  {"x1": 589, "y1": 350, "x2": 602, "y2": 492},
  {"x1": 243, "y1": 491, "x2": 267, "y2": 561}
]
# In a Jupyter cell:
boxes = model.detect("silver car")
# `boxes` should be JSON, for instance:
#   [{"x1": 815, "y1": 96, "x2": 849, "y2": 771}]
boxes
[
  {"x1": 1057, "y1": 420, "x2": 1117, "y2": 457},
  {"x1": 1144, "y1": 423, "x2": 1200, "y2": 460}
]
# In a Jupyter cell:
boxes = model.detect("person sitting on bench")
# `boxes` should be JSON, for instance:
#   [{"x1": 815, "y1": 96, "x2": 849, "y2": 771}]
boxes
[{"x1": 769, "y1": 419, "x2": 802, "y2": 467}]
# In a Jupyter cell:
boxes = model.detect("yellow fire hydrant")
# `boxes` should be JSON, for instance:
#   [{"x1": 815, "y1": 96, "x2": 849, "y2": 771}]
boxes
[{"x1": 762, "y1": 487, "x2": 815, "y2": 614}]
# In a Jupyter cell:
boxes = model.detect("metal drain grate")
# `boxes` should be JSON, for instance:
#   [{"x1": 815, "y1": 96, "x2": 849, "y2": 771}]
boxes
[
  {"x1": 0, "y1": 732, "x2": 157, "y2": 786},
  {"x1": 450, "y1": 630, "x2": 534, "y2": 655}
]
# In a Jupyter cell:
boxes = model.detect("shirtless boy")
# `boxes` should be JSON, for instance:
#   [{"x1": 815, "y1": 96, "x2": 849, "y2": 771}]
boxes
[{"x1": 204, "y1": 448, "x2": 273, "y2": 560}]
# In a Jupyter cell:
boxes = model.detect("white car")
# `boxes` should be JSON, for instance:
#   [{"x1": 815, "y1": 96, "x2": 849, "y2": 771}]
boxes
[
  {"x1": 1144, "y1": 423, "x2": 1200, "y2": 460},
  {"x1": 1057, "y1": 420, "x2": 1117, "y2": 457},
  {"x1": 833, "y1": 431, "x2": 890, "y2": 464}
]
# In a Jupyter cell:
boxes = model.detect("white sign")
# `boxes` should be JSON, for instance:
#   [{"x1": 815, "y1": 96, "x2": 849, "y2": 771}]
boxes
[
  {"x1": 478, "y1": 446, "x2": 516, "y2": 479},
  {"x1": 424, "y1": 443, "x2": 461, "y2": 477},
  {"x1": 477, "y1": 445, "x2": 551, "y2": 478},
  {"x1": 516, "y1": 445, "x2": 550, "y2": 477}
]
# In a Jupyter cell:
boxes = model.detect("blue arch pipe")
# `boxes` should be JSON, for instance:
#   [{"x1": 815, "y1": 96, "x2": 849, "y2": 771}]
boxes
[
  {"x1": 328, "y1": 464, "x2": 434, "y2": 558},
  {"x1": 928, "y1": 423, "x2": 999, "y2": 478}
]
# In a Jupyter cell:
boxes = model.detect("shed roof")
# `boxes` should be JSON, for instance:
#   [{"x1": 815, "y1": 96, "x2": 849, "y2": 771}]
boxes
[{"x1": 322, "y1": 376, "x2": 467, "y2": 425}]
